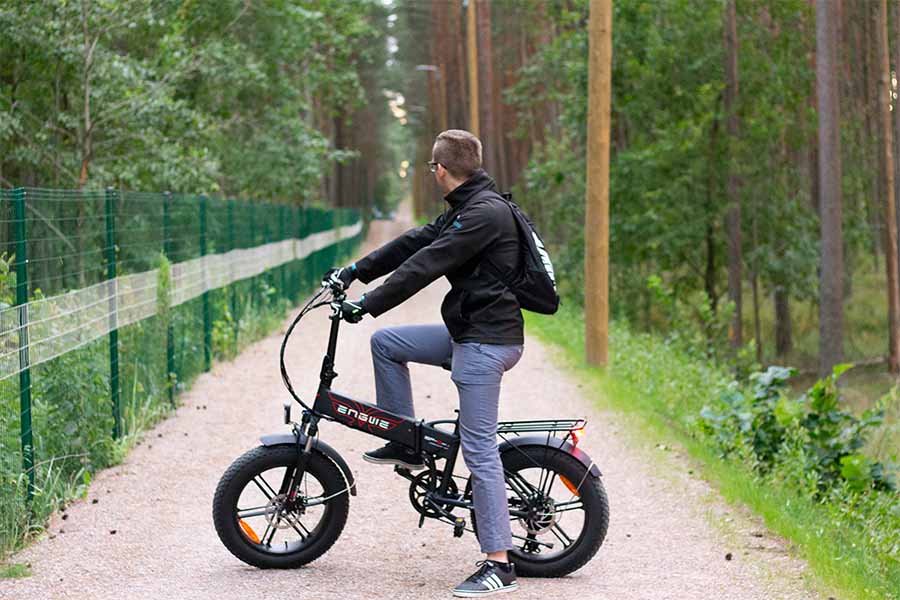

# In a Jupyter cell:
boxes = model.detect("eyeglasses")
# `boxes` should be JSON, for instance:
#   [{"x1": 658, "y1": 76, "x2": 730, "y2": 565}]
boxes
[{"x1": 427, "y1": 160, "x2": 439, "y2": 173}]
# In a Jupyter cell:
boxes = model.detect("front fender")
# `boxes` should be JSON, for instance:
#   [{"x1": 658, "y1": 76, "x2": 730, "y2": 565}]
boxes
[
  {"x1": 260, "y1": 432, "x2": 357, "y2": 496},
  {"x1": 498, "y1": 435, "x2": 602, "y2": 477}
]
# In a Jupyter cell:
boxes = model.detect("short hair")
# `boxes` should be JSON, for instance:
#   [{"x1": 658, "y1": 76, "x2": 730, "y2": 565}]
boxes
[{"x1": 433, "y1": 130, "x2": 482, "y2": 179}]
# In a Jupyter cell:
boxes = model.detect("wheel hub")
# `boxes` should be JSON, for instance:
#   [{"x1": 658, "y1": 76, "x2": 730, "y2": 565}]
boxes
[
  {"x1": 522, "y1": 497, "x2": 557, "y2": 534},
  {"x1": 264, "y1": 494, "x2": 295, "y2": 529}
]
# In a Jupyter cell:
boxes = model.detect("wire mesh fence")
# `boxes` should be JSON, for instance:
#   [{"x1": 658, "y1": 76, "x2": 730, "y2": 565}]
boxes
[{"x1": 0, "y1": 187, "x2": 361, "y2": 549}]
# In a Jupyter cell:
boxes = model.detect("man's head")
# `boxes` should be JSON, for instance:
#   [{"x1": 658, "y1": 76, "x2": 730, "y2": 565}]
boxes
[{"x1": 430, "y1": 129, "x2": 482, "y2": 194}]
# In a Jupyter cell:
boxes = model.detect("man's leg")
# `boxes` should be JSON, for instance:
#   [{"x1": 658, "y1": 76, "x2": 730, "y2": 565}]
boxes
[
  {"x1": 450, "y1": 342, "x2": 524, "y2": 556},
  {"x1": 370, "y1": 324, "x2": 452, "y2": 419}
]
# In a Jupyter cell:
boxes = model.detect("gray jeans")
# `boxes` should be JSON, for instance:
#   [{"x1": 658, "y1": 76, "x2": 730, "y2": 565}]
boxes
[{"x1": 370, "y1": 324, "x2": 523, "y2": 553}]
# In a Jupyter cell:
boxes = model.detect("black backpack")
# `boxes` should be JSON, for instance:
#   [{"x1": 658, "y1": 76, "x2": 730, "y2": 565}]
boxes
[{"x1": 489, "y1": 192, "x2": 560, "y2": 315}]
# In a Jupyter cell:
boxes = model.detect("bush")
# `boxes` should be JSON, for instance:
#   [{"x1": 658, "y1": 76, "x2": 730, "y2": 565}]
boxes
[{"x1": 700, "y1": 365, "x2": 896, "y2": 493}]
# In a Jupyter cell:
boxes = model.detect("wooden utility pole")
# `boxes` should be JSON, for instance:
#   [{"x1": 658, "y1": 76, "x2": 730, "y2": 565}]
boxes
[
  {"x1": 467, "y1": 0, "x2": 479, "y2": 137},
  {"x1": 585, "y1": 0, "x2": 612, "y2": 366},
  {"x1": 877, "y1": 0, "x2": 900, "y2": 373},
  {"x1": 816, "y1": 0, "x2": 845, "y2": 376},
  {"x1": 723, "y1": 0, "x2": 742, "y2": 349}
]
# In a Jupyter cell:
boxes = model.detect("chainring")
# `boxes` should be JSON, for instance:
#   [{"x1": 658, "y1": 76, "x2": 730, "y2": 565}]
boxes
[{"x1": 408, "y1": 470, "x2": 460, "y2": 517}]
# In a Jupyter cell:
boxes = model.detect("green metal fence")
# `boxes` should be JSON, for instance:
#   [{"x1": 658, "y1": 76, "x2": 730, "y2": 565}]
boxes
[{"x1": 0, "y1": 187, "x2": 361, "y2": 537}]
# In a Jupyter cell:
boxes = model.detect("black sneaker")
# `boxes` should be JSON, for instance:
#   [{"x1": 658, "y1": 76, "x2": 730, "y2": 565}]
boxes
[
  {"x1": 362, "y1": 442, "x2": 424, "y2": 470},
  {"x1": 452, "y1": 560, "x2": 518, "y2": 597}
]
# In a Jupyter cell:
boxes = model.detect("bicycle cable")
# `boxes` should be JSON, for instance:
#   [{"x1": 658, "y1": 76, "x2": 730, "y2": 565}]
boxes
[{"x1": 279, "y1": 284, "x2": 335, "y2": 411}]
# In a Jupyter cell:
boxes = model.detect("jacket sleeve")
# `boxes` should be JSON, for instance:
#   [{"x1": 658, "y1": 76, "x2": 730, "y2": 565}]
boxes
[
  {"x1": 353, "y1": 213, "x2": 446, "y2": 283},
  {"x1": 362, "y1": 200, "x2": 501, "y2": 317}
]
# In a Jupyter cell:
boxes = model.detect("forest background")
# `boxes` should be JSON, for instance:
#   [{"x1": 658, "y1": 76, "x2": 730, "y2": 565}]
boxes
[{"x1": 2, "y1": 0, "x2": 899, "y2": 598}]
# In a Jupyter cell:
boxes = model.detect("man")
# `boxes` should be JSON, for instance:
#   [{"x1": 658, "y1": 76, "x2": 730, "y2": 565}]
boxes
[{"x1": 326, "y1": 129, "x2": 523, "y2": 597}]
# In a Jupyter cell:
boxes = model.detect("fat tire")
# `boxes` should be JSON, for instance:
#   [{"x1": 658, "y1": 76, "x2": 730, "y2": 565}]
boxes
[
  {"x1": 470, "y1": 446, "x2": 609, "y2": 578},
  {"x1": 213, "y1": 445, "x2": 350, "y2": 569}
]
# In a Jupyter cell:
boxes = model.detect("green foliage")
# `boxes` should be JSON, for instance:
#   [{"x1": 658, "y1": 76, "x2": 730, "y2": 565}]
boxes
[
  {"x1": 701, "y1": 365, "x2": 895, "y2": 493},
  {"x1": 0, "y1": 562, "x2": 30, "y2": 578},
  {"x1": 526, "y1": 306, "x2": 899, "y2": 599},
  {"x1": 509, "y1": 0, "x2": 883, "y2": 378},
  {"x1": 0, "y1": 0, "x2": 385, "y2": 200}
]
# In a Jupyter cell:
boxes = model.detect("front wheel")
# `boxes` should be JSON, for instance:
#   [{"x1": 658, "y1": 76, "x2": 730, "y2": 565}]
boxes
[
  {"x1": 468, "y1": 446, "x2": 609, "y2": 577},
  {"x1": 212, "y1": 445, "x2": 350, "y2": 569}
]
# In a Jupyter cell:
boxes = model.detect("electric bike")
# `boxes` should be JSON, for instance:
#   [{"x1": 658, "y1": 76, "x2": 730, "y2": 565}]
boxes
[{"x1": 212, "y1": 279, "x2": 609, "y2": 577}]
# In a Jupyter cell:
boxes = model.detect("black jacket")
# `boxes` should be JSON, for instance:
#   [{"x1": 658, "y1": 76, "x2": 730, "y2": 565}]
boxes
[{"x1": 355, "y1": 170, "x2": 523, "y2": 345}]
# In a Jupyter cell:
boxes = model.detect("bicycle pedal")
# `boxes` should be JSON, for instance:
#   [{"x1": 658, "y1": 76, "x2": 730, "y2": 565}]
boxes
[{"x1": 453, "y1": 517, "x2": 466, "y2": 538}]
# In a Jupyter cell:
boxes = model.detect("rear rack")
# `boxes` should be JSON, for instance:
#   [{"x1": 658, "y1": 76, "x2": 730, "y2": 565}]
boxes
[{"x1": 496, "y1": 419, "x2": 586, "y2": 434}]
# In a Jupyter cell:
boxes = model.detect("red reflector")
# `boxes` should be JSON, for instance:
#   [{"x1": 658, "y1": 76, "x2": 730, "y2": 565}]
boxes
[{"x1": 570, "y1": 426, "x2": 585, "y2": 446}]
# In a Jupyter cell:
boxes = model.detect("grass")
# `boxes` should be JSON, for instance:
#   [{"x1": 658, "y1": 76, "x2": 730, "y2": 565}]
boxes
[
  {"x1": 526, "y1": 304, "x2": 900, "y2": 600},
  {"x1": 0, "y1": 562, "x2": 30, "y2": 578}
]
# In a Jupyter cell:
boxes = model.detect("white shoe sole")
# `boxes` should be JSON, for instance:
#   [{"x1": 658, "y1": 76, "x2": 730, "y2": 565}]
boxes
[
  {"x1": 452, "y1": 583, "x2": 519, "y2": 597},
  {"x1": 362, "y1": 453, "x2": 425, "y2": 471}
]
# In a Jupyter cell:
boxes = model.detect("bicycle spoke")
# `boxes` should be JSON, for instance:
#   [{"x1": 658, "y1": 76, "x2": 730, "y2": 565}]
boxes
[
  {"x1": 540, "y1": 470, "x2": 557, "y2": 498},
  {"x1": 553, "y1": 499, "x2": 584, "y2": 513},
  {"x1": 236, "y1": 505, "x2": 272, "y2": 519},
  {"x1": 511, "y1": 531, "x2": 554, "y2": 549},
  {"x1": 550, "y1": 524, "x2": 574, "y2": 548},
  {"x1": 252, "y1": 475, "x2": 277, "y2": 499},
  {"x1": 260, "y1": 518, "x2": 277, "y2": 547},
  {"x1": 505, "y1": 470, "x2": 537, "y2": 500},
  {"x1": 280, "y1": 511, "x2": 309, "y2": 540}
]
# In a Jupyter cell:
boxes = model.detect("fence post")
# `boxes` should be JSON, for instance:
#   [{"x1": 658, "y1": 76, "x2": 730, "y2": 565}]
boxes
[
  {"x1": 279, "y1": 205, "x2": 287, "y2": 300},
  {"x1": 200, "y1": 195, "x2": 211, "y2": 372},
  {"x1": 163, "y1": 191, "x2": 175, "y2": 406},
  {"x1": 291, "y1": 206, "x2": 299, "y2": 300},
  {"x1": 249, "y1": 201, "x2": 257, "y2": 310},
  {"x1": 12, "y1": 188, "x2": 35, "y2": 501},
  {"x1": 104, "y1": 188, "x2": 121, "y2": 440},
  {"x1": 262, "y1": 204, "x2": 271, "y2": 300},
  {"x1": 227, "y1": 199, "x2": 238, "y2": 346}
]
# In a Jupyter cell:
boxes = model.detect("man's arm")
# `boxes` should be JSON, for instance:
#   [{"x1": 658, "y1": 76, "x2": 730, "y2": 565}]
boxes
[
  {"x1": 353, "y1": 213, "x2": 446, "y2": 283},
  {"x1": 362, "y1": 200, "x2": 502, "y2": 317}
]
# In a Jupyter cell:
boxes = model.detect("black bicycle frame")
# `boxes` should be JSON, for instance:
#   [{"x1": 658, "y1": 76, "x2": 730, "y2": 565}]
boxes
[
  {"x1": 293, "y1": 308, "x2": 464, "y2": 511},
  {"x1": 289, "y1": 294, "x2": 587, "y2": 528}
]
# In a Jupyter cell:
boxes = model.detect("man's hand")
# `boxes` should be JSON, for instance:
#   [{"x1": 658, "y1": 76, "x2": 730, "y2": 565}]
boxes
[
  {"x1": 341, "y1": 297, "x2": 367, "y2": 323},
  {"x1": 323, "y1": 264, "x2": 357, "y2": 290}
]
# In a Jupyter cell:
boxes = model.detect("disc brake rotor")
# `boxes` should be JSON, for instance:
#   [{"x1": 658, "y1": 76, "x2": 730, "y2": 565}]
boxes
[
  {"x1": 264, "y1": 494, "x2": 294, "y2": 529},
  {"x1": 521, "y1": 497, "x2": 557, "y2": 535}
]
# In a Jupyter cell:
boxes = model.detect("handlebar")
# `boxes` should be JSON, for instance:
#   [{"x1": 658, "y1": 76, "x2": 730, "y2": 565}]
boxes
[{"x1": 278, "y1": 278, "x2": 349, "y2": 412}]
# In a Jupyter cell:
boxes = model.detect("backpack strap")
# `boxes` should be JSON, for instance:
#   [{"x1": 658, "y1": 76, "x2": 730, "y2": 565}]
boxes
[{"x1": 474, "y1": 190, "x2": 518, "y2": 288}]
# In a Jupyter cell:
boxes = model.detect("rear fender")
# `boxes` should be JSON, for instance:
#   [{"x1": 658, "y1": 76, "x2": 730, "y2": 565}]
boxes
[
  {"x1": 260, "y1": 432, "x2": 357, "y2": 496},
  {"x1": 498, "y1": 435, "x2": 602, "y2": 477}
]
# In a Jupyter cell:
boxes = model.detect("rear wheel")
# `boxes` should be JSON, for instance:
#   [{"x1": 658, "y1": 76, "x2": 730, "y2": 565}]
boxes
[
  {"x1": 212, "y1": 445, "x2": 350, "y2": 569},
  {"x1": 468, "y1": 446, "x2": 609, "y2": 577}
]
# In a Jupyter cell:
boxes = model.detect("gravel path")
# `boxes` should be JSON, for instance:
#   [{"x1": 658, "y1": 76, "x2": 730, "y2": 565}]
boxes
[{"x1": 2, "y1": 208, "x2": 821, "y2": 600}]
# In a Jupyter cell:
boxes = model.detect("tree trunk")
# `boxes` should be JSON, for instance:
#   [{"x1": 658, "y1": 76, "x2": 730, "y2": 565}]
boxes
[
  {"x1": 816, "y1": 0, "x2": 845, "y2": 376},
  {"x1": 476, "y1": 0, "x2": 498, "y2": 175},
  {"x1": 467, "y1": 0, "x2": 479, "y2": 136},
  {"x1": 447, "y1": 0, "x2": 467, "y2": 128},
  {"x1": 585, "y1": 0, "x2": 612, "y2": 367},
  {"x1": 723, "y1": 0, "x2": 743, "y2": 348},
  {"x1": 895, "y1": 0, "x2": 900, "y2": 293},
  {"x1": 751, "y1": 196, "x2": 762, "y2": 362},
  {"x1": 877, "y1": 0, "x2": 900, "y2": 372},
  {"x1": 774, "y1": 285, "x2": 793, "y2": 358},
  {"x1": 430, "y1": 1, "x2": 449, "y2": 132}
]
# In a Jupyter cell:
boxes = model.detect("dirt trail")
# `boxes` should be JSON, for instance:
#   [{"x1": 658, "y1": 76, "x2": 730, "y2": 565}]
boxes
[{"x1": 2, "y1": 206, "x2": 819, "y2": 600}]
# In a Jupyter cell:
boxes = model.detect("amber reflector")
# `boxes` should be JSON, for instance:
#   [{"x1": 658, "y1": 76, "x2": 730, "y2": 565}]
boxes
[
  {"x1": 560, "y1": 475, "x2": 580, "y2": 497},
  {"x1": 239, "y1": 519, "x2": 261, "y2": 544}
]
